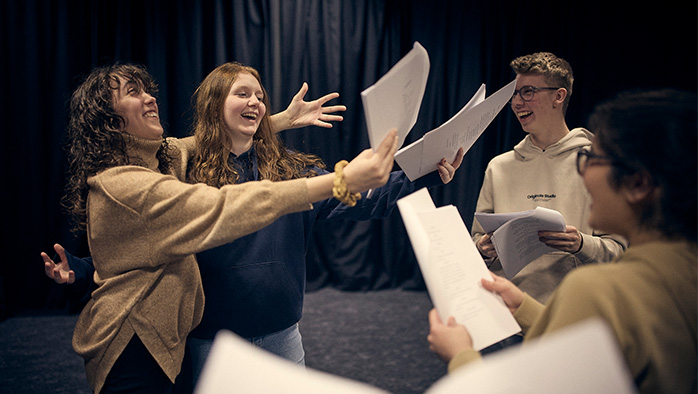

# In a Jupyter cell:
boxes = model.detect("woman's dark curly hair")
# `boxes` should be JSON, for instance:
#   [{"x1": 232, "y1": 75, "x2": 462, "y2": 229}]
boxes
[
  {"x1": 188, "y1": 62, "x2": 325, "y2": 187},
  {"x1": 62, "y1": 63, "x2": 174, "y2": 232},
  {"x1": 588, "y1": 89, "x2": 697, "y2": 243}
]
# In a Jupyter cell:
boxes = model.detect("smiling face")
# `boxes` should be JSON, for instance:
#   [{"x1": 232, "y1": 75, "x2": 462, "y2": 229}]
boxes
[
  {"x1": 580, "y1": 142, "x2": 634, "y2": 238},
  {"x1": 511, "y1": 74, "x2": 563, "y2": 136},
  {"x1": 112, "y1": 75, "x2": 163, "y2": 140},
  {"x1": 222, "y1": 71, "x2": 267, "y2": 151}
]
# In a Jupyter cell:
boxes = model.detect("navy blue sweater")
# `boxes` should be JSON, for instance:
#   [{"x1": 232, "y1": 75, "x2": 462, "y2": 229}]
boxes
[{"x1": 190, "y1": 147, "x2": 441, "y2": 339}]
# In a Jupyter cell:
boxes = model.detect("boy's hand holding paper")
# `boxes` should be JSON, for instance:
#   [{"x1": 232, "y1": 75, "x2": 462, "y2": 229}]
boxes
[
  {"x1": 474, "y1": 207, "x2": 566, "y2": 279},
  {"x1": 395, "y1": 80, "x2": 515, "y2": 181},
  {"x1": 360, "y1": 41, "x2": 514, "y2": 184}
]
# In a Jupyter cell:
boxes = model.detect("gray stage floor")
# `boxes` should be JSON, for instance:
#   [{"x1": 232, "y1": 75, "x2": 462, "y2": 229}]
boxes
[{"x1": 0, "y1": 288, "x2": 446, "y2": 394}]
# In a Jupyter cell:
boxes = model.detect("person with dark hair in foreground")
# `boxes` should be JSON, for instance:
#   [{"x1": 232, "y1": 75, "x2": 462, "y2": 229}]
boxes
[{"x1": 428, "y1": 89, "x2": 697, "y2": 394}]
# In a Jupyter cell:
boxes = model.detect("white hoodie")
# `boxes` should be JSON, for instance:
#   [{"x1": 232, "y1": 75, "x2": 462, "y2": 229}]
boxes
[{"x1": 472, "y1": 128, "x2": 627, "y2": 302}]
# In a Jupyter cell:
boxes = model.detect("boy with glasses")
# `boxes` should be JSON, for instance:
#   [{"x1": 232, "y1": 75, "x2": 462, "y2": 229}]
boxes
[{"x1": 472, "y1": 52, "x2": 627, "y2": 309}]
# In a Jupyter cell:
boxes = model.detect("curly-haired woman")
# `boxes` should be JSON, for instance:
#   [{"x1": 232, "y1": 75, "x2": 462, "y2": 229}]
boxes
[{"x1": 62, "y1": 62, "x2": 398, "y2": 394}]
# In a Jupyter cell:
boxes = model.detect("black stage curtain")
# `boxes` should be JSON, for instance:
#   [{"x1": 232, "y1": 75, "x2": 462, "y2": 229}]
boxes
[{"x1": 2, "y1": 0, "x2": 695, "y2": 316}]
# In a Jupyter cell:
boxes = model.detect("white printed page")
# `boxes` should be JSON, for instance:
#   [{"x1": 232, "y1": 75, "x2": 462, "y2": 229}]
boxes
[
  {"x1": 195, "y1": 330, "x2": 390, "y2": 394},
  {"x1": 397, "y1": 189, "x2": 520, "y2": 350},
  {"x1": 489, "y1": 207, "x2": 566, "y2": 279},
  {"x1": 426, "y1": 318, "x2": 638, "y2": 394},
  {"x1": 418, "y1": 206, "x2": 521, "y2": 350},
  {"x1": 361, "y1": 41, "x2": 430, "y2": 151},
  {"x1": 396, "y1": 186, "x2": 436, "y2": 266},
  {"x1": 395, "y1": 80, "x2": 515, "y2": 181},
  {"x1": 394, "y1": 84, "x2": 484, "y2": 180},
  {"x1": 474, "y1": 209, "x2": 538, "y2": 233}
]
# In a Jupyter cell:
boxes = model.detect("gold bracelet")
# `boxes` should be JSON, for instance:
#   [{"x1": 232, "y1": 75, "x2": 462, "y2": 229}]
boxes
[{"x1": 333, "y1": 160, "x2": 361, "y2": 207}]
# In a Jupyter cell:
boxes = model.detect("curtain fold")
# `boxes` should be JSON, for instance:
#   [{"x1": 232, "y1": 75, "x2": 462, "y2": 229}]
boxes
[{"x1": 3, "y1": 0, "x2": 695, "y2": 314}]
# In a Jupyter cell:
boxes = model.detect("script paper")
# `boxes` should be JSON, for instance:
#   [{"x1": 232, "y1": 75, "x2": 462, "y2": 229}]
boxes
[
  {"x1": 361, "y1": 41, "x2": 430, "y2": 151},
  {"x1": 395, "y1": 79, "x2": 516, "y2": 181},
  {"x1": 195, "y1": 315, "x2": 636, "y2": 394},
  {"x1": 195, "y1": 330, "x2": 390, "y2": 394},
  {"x1": 397, "y1": 188, "x2": 520, "y2": 350},
  {"x1": 426, "y1": 318, "x2": 638, "y2": 394},
  {"x1": 475, "y1": 207, "x2": 566, "y2": 279}
]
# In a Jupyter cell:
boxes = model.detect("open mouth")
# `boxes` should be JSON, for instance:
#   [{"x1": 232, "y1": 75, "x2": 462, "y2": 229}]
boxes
[
  {"x1": 144, "y1": 111, "x2": 159, "y2": 119},
  {"x1": 241, "y1": 112, "x2": 258, "y2": 120},
  {"x1": 517, "y1": 111, "x2": 532, "y2": 120}
]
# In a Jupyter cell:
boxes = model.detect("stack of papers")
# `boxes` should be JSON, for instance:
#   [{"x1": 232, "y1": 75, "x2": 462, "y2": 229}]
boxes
[
  {"x1": 195, "y1": 304, "x2": 636, "y2": 394},
  {"x1": 361, "y1": 41, "x2": 430, "y2": 151},
  {"x1": 395, "y1": 81, "x2": 515, "y2": 181},
  {"x1": 426, "y1": 318, "x2": 638, "y2": 394},
  {"x1": 474, "y1": 207, "x2": 566, "y2": 278},
  {"x1": 397, "y1": 188, "x2": 521, "y2": 350},
  {"x1": 360, "y1": 41, "x2": 515, "y2": 181}
]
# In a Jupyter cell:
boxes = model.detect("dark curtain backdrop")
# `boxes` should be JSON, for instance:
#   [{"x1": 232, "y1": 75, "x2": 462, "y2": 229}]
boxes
[{"x1": 2, "y1": 0, "x2": 695, "y2": 317}]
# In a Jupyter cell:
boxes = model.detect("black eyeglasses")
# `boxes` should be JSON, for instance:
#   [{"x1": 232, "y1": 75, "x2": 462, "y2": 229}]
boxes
[
  {"x1": 511, "y1": 86, "x2": 560, "y2": 102},
  {"x1": 576, "y1": 148, "x2": 615, "y2": 175}
]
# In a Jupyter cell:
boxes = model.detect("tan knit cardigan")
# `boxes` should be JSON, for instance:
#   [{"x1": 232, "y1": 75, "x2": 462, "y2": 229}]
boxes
[
  {"x1": 449, "y1": 241, "x2": 697, "y2": 393},
  {"x1": 72, "y1": 136, "x2": 312, "y2": 393}
]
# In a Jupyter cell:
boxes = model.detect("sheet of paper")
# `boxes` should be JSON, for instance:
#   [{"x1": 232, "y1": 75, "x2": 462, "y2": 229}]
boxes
[
  {"x1": 195, "y1": 330, "x2": 390, "y2": 394},
  {"x1": 475, "y1": 206, "x2": 561, "y2": 234},
  {"x1": 398, "y1": 188, "x2": 520, "y2": 350},
  {"x1": 395, "y1": 80, "x2": 515, "y2": 181},
  {"x1": 392, "y1": 84, "x2": 485, "y2": 179},
  {"x1": 395, "y1": 185, "x2": 436, "y2": 266},
  {"x1": 426, "y1": 318, "x2": 638, "y2": 394},
  {"x1": 475, "y1": 211, "x2": 526, "y2": 233},
  {"x1": 196, "y1": 310, "x2": 637, "y2": 394},
  {"x1": 484, "y1": 207, "x2": 566, "y2": 278},
  {"x1": 361, "y1": 41, "x2": 430, "y2": 151}
]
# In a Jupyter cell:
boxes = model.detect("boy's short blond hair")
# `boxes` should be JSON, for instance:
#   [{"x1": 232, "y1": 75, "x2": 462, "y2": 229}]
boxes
[{"x1": 511, "y1": 52, "x2": 574, "y2": 114}]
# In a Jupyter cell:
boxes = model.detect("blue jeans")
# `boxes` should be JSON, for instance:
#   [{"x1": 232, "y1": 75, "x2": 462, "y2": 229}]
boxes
[{"x1": 187, "y1": 324, "x2": 305, "y2": 388}]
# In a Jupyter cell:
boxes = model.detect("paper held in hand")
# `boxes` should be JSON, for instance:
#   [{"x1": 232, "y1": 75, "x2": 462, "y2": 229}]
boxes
[
  {"x1": 195, "y1": 319, "x2": 636, "y2": 394},
  {"x1": 195, "y1": 330, "x2": 390, "y2": 394},
  {"x1": 474, "y1": 207, "x2": 566, "y2": 279},
  {"x1": 397, "y1": 188, "x2": 521, "y2": 350},
  {"x1": 425, "y1": 318, "x2": 638, "y2": 394},
  {"x1": 395, "y1": 79, "x2": 516, "y2": 181},
  {"x1": 361, "y1": 41, "x2": 430, "y2": 151},
  {"x1": 360, "y1": 40, "x2": 514, "y2": 186}
]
